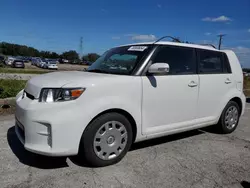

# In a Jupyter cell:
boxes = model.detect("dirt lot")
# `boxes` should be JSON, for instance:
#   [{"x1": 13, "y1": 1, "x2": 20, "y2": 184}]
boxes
[
  {"x1": 0, "y1": 103, "x2": 249, "y2": 188},
  {"x1": 25, "y1": 62, "x2": 88, "y2": 71}
]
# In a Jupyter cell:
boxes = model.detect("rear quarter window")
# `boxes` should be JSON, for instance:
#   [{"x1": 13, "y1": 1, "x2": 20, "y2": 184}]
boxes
[
  {"x1": 198, "y1": 50, "x2": 231, "y2": 74},
  {"x1": 222, "y1": 53, "x2": 232, "y2": 73},
  {"x1": 199, "y1": 50, "x2": 222, "y2": 74}
]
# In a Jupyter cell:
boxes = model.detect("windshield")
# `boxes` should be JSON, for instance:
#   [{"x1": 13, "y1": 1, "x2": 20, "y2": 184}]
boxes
[{"x1": 88, "y1": 45, "x2": 151, "y2": 75}]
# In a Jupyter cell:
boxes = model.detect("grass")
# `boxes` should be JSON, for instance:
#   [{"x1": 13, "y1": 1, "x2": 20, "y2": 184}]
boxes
[
  {"x1": 0, "y1": 67, "x2": 52, "y2": 74},
  {"x1": 0, "y1": 79, "x2": 27, "y2": 99},
  {"x1": 244, "y1": 76, "x2": 250, "y2": 97}
]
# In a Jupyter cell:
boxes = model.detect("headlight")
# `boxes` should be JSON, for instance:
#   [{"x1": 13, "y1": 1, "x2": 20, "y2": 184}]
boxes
[{"x1": 39, "y1": 88, "x2": 85, "y2": 103}]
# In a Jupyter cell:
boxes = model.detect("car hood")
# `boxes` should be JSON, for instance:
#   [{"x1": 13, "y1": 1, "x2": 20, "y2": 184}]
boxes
[{"x1": 25, "y1": 71, "x2": 118, "y2": 98}]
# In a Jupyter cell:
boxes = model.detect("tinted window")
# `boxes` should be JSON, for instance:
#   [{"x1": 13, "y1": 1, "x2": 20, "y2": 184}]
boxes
[
  {"x1": 151, "y1": 46, "x2": 196, "y2": 75},
  {"x1": 199, "y1": 50, "x2": 223, "y2": 74},
  {"x1": 222, "y1": 53, "x2": 232, "y2": 73}
]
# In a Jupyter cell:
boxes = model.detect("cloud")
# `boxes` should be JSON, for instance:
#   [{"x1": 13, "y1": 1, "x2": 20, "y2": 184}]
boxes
[
  {"x1": 230, "y1": 46, "x2": 250, "y2": 68},
  {"x1": 111, "y1": 36, "x2": 120, "y2": 40},
  {"x1": 248, "y1": 29, "x2": 250, "y2": 33},
  {"x1": 205, "y1": 32, "x2": 212, "y2": 36},
  {"x1": 238, "y1": 39, "x2": 250, "y2": 43},
  {"x1": 157, "y1": 4, "x2": 162, "y2": 8},
  {"x1": 124, "y1": 34, "x2": 137, "y2": 37},
  {"x1": 128, "y1": 34, "x2": 157, "y2": 42},
  {"x1": 202, "y1": 16, "x2": 232, "y2": 22},
  {"x1": 231, "y1": 46, "x2": 250, "y2": 54}
]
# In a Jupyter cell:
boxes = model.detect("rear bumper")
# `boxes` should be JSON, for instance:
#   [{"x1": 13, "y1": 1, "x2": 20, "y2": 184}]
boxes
[
  {"x1": 14, "y1": 65, "x2": 25, "y2": 68},
  {"x1": 48, "y1": 66, "x2": 58, "y2": 69},
  {"x1": 241, "y1": 93, "x2": 246, "y2": 116}
]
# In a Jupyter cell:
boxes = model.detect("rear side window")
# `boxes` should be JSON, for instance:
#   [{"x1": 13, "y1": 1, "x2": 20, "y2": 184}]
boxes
[
  {"x1": 151, "y1": 46, "x2": 196, "y2": 75},
  {"x1": 199, "y1": 50, "x2": 223, "y2": 74}
]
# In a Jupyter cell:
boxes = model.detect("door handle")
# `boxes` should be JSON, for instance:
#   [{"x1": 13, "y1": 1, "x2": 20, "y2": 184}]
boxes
[
  {"x1": 225, "y1": 78, "x2": 232, "y2": 84},
  {"x1": 188, "y1": 81, "x2": 198, "y2": 87}
]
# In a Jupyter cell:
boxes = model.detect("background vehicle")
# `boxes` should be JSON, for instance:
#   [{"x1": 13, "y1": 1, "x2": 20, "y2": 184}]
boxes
[
  {"x1": 5, "y1": 56, "x2": 15, "y2": 66},
  {"x1": 31, "y1": 58, "x2": 37, "y2": 65},
  {"x1": 38, "y1": 58, "x2": 47, "y2": 68},
  {"x1": 43, "y1": 60, "x2": 58, "y2": 69},
  {"x1": 82, "y1": 61, "x2": 93, "y2": 66},
  {"x1": 15, "y1": 41, "x2": 245, "y2": 167},
  {"x1": 59, "y1": 58, "x2": 69, "y2": 64},
  {"x1": 11, "y1": 59, "x2": 25, "y2": 68},
  {"x1": 34, "y1": 58, "x2": 42, "y2": 67},
  {"x1": 0, "y1": 55, "x2": 5, "y2": 65}
]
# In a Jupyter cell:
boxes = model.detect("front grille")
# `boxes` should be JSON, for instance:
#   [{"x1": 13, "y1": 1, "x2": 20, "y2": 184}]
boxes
[{"x1": 25, "y1": 91, "x2": 35, "y2": 100}]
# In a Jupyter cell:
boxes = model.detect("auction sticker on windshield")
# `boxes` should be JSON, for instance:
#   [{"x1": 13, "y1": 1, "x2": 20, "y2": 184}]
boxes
[{"x1": 128, "y1": 46, "x2": 148, "y2": 51}]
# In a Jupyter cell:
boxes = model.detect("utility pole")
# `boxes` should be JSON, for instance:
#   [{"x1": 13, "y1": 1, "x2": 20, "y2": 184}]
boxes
[
  {"x1": 217, "y1": 34, "x2": 226, "y2": 50},
  {"x1": 79, "y1": 37, "x2": 83, "y2": 59}
]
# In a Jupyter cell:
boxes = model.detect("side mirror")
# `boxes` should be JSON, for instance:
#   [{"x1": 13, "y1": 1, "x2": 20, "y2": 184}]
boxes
[{"x1": 148, "y1": 63, "x2": 170, "y2": 74}]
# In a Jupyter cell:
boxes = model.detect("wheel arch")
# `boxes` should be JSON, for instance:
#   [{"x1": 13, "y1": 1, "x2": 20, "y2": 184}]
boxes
[
  {"x1": 229, "y1": 97, "x2": 243, "y2": 115},
  {"x1": 83, "y1": 108, "x2": 138, "y2": 144}
]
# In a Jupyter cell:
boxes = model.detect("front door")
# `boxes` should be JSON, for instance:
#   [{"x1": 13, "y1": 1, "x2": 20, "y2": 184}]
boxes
[{"x1": 141, "y1": 45, "x2": 199, "y2": 135}]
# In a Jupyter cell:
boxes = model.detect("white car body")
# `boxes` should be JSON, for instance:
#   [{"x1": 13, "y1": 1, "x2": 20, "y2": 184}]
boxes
[
  {"x1": 39, "y1": 60, "x2": 47, "y2": 68},
  {"x1": 15, "y1": 41, "x2": 246, "y2": 158},
  {"x1": 5, "y1": 56, "x2": 15, "y2": 65},
  {"x1": 44, "y1": 61, "x2": 58, "y2": 69},
  {"x1": 34, "y1": 58, "x2": 42, "y2": 67}
]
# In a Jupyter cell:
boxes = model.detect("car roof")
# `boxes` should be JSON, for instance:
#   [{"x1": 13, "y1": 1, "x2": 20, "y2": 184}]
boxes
[{"x1": 119, "y1": 41, "x2": 221, "y2": 51}]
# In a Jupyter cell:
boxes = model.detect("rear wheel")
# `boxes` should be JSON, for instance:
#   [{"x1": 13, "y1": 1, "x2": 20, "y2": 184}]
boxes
[
  {"x1": 79, "y1": 112, "x2": 133, "y2": 167},
  {"x1": 218, "y1": 101, "x2": 240, "y2": 134}
]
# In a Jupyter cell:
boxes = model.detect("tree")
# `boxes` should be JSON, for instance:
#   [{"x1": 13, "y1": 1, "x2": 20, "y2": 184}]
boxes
[
  {"x1": 0, "y1": 42, "x2": 40, "y2": 57},
  {"x1": 61, "y1": 50, "x2": 79, "y2": 61},
  {"x1": 82, "y1": 53, "x2": 100, "y2": 62},
  {"x1": 0, "y1": 41, "x2": 98, "y2": 62}
]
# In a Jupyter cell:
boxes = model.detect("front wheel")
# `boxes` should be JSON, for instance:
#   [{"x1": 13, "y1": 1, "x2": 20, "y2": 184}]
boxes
[
  {"x1": 79, "y1": 113, "x2": 133, "y2": 167},
  {"x1": 218, "y1": 101, "x2": 240, "y2": 134}
]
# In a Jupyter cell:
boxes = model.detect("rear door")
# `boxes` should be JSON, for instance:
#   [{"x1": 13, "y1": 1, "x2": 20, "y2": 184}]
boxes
[{"x1": 197, "y1": 49, "x2": 234, "y2": 122}]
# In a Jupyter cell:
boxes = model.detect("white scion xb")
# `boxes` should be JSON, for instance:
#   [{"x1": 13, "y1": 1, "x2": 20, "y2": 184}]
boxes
[{"x1": 15, "y1": 41, "x2": 246, "y2": 166}]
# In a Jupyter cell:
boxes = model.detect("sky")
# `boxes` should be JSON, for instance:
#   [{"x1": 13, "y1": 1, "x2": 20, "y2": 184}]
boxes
[{"x1": 1, "y1": 0, "x2": 250, "y2": 67}]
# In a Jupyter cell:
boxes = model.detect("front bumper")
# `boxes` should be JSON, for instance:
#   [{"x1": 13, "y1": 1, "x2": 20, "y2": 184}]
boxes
[{"x1": 15, "y1": 91, "x2": 87, "y2": 156}]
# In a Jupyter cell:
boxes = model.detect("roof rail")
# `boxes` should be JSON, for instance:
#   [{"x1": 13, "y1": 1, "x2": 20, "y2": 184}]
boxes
[
  {"x1": 153, "y1": 36, "x2": 218, "y2": 49},
  {"x1": 198, "y1": 44, "x2": 217, "y2": 49},
  {"x1": 153, "y1": 36, "x2": 181, "y2": 44}
]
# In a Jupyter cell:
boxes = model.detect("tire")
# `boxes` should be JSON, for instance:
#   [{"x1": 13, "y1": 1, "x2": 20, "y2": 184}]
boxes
[
  {"x1": 79, "y1": 112, "x2": 133, "y2": 167},
  {"x1": 217, "y1": 101, "x2": 240, "y2": 134}
]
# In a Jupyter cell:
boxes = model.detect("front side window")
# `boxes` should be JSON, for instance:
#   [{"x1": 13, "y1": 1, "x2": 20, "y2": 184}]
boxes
[
  {"x1": 88, "y1": 45, "x2": 151, "y2": 75},
  {"x1": 199, "y1": 50, "x2": 223, "y2": 74},
  {"x1": 151, "y1": 45, "x2": 196, "y2": 75}
]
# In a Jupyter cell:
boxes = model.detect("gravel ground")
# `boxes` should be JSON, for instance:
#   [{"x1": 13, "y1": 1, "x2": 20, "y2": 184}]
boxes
[
  {"x1": 0, "y1": 103, "x2": 249, "y2": 188},
  {"x1": 25, "y1": 63, "x2": 87, "y2": 71}
]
